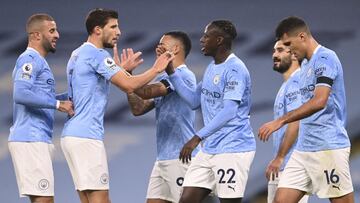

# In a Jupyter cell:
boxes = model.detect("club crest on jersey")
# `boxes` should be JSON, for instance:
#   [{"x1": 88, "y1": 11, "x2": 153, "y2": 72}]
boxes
[
  {"x1": 213, "y1": 75, "x2": 220, "y2": 84},
  {"x1": 307, "y1": 68, "x2": 312, "y2": 78},
  {"x1": 104, "y1": 57, "x2": 116, "y2": 70}
]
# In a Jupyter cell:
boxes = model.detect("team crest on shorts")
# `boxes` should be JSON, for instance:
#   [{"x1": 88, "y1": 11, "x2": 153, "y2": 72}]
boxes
[
  {"x1": 104, "y1": 57, "x2": 117, "y2": 70},
  {"x1": 100, "y1": 173, "x2": 109, "y2": 184},
  {"x1": 176, "y1": 177, "x2": 184, "y2": 186},
  {"x1": 38, "y1": 179, "x2": 49, "y2": 190},
  {"x1": 213, "y1": 75, "x2": 220, "y2": 84}
]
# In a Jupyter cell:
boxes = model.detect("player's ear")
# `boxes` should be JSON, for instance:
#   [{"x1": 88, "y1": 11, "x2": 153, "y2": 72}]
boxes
[
  {"x1": 173, "y1": 44, "x2": 180, "y2": 55},
  {"x1": 94, "y1": 26, "x2": 102, "y2": 36},
  {"x1": 216, "y1": 36, "x2": 224, "y2": 46}
]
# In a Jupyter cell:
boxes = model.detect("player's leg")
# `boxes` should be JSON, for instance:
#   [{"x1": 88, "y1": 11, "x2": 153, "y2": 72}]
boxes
[
  {"x1": 213, "y1": 152, "x2": 255, "y2": 202},
  {"x1": 77, "y1": 190, "x2": 89, "y2": 203},
  {"x1": 273, "y1": 188, "x2": 306, "y2": 203},
  {"x1": 29, "y1": 195, "x2": 54, "y2": 203},
  {"x1": 307, "y1": 148, "x2": 353, "y2": 201},
  {"x1": 276, "y1": 150, "x2": 311, "y2": 203},
  {"x1": 146, "y1": 161, "x2": 172, "y2": 203},
  {"x1": 179, "y1": 187, "x2": 212, "y2": 203},
  {"x1": 9, "y1": 142, "x2": 55, "y2": 202},
  {"x1": 179, "y1": 151, "x2": 214, "y2": 203},
  {"x1": 329, "y1": 192, "x2": 354, "y2": 203},
  {"x1": 61, "y1": 137, "x2": 110, "y2": 203},
  {"x1": 85, "y1": 190, "x2": 110, "y2": 203}
]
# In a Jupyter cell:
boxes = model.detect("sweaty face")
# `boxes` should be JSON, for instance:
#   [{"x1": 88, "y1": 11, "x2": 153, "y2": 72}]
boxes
[
  {"x1": 200, "y1": 24, "x2": 220, "y2": 56},
  {"x1": 101, "y1": 18, "x2": 121, "y2": 48},
  {"x1": 40, "y1": 21, "x2": 59, "y2": 53},
  {"x1": 272, "y1": 40, "x2": 292, "y2": 73},
  {"x1": 281, "y1": 33, "x2": 306, "y2": 61},
  {"x1": 156, "y1": 35, "x2": 177, "y2": 57}
]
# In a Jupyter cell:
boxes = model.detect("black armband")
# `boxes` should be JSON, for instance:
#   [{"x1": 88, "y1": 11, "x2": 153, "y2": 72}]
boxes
[
  {"x1": 316, "y1": 76, "x2": 333, "y2": 87},
  {"x1": 160, "y1": 79, "x2": 173, "y2": 94}
]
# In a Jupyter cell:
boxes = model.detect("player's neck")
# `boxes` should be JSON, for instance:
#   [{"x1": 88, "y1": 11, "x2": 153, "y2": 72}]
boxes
[
  {"x1": 214, "y1": 49, "x2": 231, "y2": 64},
  {"x1": 87, "y1": 36, "x2": 103, "y2": 49},
  {"x1": 306, "y1": 38, "x2": 319, "y2": 60},
  {"x1": 283, "y1": 64, "x2": 299, "y2": 81},
  {"x1": 172, "y1": 57, "x2": 185, "y2": 69},
  {"x1": 28, "y1": 42, "x2": 47, "y2": 57}
]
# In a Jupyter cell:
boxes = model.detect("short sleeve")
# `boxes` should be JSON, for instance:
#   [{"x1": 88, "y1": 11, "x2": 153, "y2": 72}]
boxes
[
  {"x1": 88, "y1": 51, "x2": 121, "y2": 81},
  {"x1": 314, "y1": 54, "x2": 338, "y2": 87},
  {"x1": 14, "y1": 56, "x2": 41, "y2": 84},
  {"x1": 223, "y1": 66, "x2": 246, "y2": 102}
]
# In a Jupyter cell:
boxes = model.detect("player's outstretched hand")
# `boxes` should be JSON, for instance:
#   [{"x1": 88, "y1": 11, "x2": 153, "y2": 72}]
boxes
[
  {"x1": 58, "y1": 100, "x2": 74, "y2": 117},
  {"x1": 265, "y1": 157, "x2": 284, "y2": 181},
  {"x1": 153, "y1": 51, "x2": 175, "y2": 73},
  {"x1": 258, "y1": 119, "x2": 283, "y2": 142},
  {"x1": 179, "y1": 135, "x2": 201, "y2": 164},
  {"x1": 113, "y1": 44, "x2": 143, "y2": 73}
]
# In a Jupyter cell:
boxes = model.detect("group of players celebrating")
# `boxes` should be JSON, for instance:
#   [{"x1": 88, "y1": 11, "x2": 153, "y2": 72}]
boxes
[{"x1": 8, "y1": 7, "x2": 354, "y2": 203}]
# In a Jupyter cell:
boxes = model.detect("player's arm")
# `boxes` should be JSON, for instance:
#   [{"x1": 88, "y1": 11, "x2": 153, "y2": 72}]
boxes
[
  {"x1": 259, "y1": 56, "x2": 336, "y2": 141},
  {"x1": 266, "y1": 120, "x2": 299, "y2": 180},
  {"x1": 13, "y1": 60, "x2": 73, "y2": 115},
  {"x1": 134, "y1": 80, "x2": 170, "y2": 100},
  {"x1": 111, "y1": 52, "x2": 174, "y2": 93},
  {"x1": 166, "y1": 70, "x2": 201, "y2": 110},
  {"x1": 127, "y1": 92, "x2": 155, "y2": 116},
  {"x1": 179, "y1": 99, "x2": 239, "y2": 163},
  {"x1": 259, "y1": 85, "x2": 330, "y2": 141}
]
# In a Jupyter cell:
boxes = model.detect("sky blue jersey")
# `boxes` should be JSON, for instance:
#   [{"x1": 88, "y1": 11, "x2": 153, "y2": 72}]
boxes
[
  {"x1": 200, "y1": 54, "x2": 256, "y2": 154},
  {"x1": 154, "y1": 65, "x2": 198, "y2": 160},
  {"x1": 272, "y1": 69, "x2": 301, "y2": 171},
  {"x1": 9, "y1": 48, "x2": 57, "y2": 143},
  {"x1": 62, "y1": 42, "x2": 121, "y2": 140},
  {"x1": 297, "y1": 45, "x2": 350, "y2": 151}
]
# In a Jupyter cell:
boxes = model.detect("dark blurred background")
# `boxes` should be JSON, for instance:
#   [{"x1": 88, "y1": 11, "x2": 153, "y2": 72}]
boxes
[{"x1": 0, "y1": 0, "x2": 359, "y2": 202}]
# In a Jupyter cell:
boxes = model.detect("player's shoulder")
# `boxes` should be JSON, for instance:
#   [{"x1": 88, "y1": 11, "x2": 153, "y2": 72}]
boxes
[
  {"x1": 316, "y1": 46, "x2": 339, "y2": 64},
  {"x1": 17, "y1": 49, "x2": 42, "y2": 64},
  {"x1": 225, "y1": 54, "x2": 249, "y2": 75},
  {"x1": 178, "y1": 64, "x2": 195, "y2": 78},
  {"x1": 16, "y1": 49, "x2": 44, "y2": 71},
  {"x1": 81, "y1": 43, "x2": 110, "y2": 59}
]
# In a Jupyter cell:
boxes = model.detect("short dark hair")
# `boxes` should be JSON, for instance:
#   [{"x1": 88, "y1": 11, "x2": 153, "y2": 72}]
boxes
[
  {"x1": 275, "y1": 16, "x2": 310, "y2": 40},
  {"x1": 164, "y1": 31, "x2": 192, "y2": 58},
  {"x1": 26, "y1": 13, "x2": 54, "y2": 33},
  {"x1": 210, "y1": 20, "x2": 237, "y2": 40},
  {"x1": 85, "y1": 8, "x2": 118, "y2": 35}
]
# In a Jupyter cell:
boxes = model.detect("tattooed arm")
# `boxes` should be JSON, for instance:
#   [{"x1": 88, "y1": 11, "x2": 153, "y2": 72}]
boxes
[{"x1": 127, "y1": 93, "x2": 155, "y2": 116}]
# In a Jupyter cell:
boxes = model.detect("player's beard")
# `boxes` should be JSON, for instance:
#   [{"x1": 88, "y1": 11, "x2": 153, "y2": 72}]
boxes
[
  {"x1": 273, "y1": 56, "x2": 291, "y2": 73},
  {"x1": 102, "y1": 34, "x2": 115, "y2": 48},
  {"x1": 43, "y1": 39, "x2": 56, "y2": 53}
]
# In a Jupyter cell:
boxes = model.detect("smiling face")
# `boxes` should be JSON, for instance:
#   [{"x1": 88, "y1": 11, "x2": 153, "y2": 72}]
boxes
[
  {"x1": 101, "y1": 18, "x2": 121, "y2": 48},
  {"x1": 272, "y1": 40, "x2": 292, "y2": 73},
  {"x1": 39, "y1": 20, "x2": 59, "y2": 53}
]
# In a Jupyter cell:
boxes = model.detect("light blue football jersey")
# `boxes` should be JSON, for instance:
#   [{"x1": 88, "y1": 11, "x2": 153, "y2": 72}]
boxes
[
  {"x1": 9, "y1": 48, "x2": 57, "y2": 143},
  {"x1": 272, "y1": 69, "x2": 301, "y2": 171},
  {"x1": 62, "y1": 42, "x2": 121, "y2": 140},
  {"x1": 297, "y1": 45, "x2": 350, "y2": 151},
  {"x1": 154, "y1": 65, "x2": 198, "y2": 160},
  {"x1": 200, "y1": 54, "x2": 256, "y2": 154}
]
